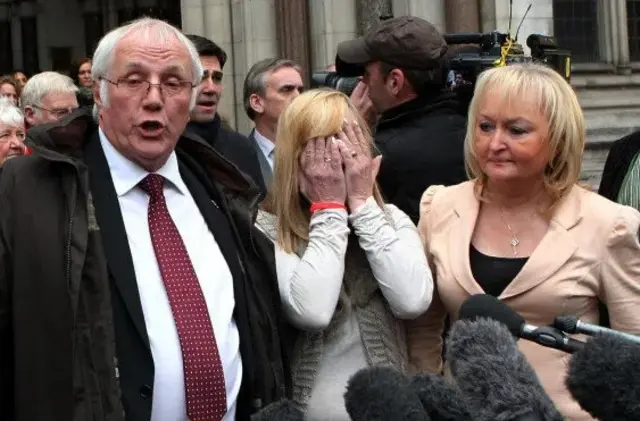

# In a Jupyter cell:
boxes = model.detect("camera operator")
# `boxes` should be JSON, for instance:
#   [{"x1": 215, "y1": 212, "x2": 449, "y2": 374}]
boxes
[{"x1": 336, "y1": 16, "x2": 467, "y2": 222}]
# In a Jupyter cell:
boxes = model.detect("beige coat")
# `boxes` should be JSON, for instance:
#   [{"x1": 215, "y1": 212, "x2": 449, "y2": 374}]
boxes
[{"x1": 408, "y1": 181, "x2": 640, "y2": 420}]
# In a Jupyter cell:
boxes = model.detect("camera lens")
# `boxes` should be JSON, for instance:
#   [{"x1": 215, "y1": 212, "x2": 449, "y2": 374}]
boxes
[{"x1": 310, "y1": 71, "x2": 360, "y2": 96}]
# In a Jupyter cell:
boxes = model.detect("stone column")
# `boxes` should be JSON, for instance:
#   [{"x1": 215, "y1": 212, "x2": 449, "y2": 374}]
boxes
[
  {"x1": 181, "y1": 0, "x2": 205, "y2": 35},
  {"x1": 229, "y1": 0, "x2": 279, "y2": 133},
  {"x1": 275, "y1": 0, "x2": 311, "y2": 83},
  {"x1": 598, "y1": 0, "x2": 631, "y2": 73},
  {"x1": 445, "y1": 0, "x2": 480, "y2": 33},
  {"x1": 391, "y1": 0, "x2": 446, "y2": 32},
  {"x1": 479, "y1": 0, "x2": 496, "y2": 32},
  {"x1": 308, "y1": 0, "x2": 358, "y2": 71},
  {"x1": 356, "y1": 0, "x2": 392, "y2": 36}
]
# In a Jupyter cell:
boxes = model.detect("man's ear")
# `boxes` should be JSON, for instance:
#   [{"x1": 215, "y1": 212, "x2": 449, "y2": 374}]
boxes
[
  {"x1": 249, "y1": 93, "x2": 264, "y2": 115},
  {"x1": 23, "y1": 107, "x2": 37, "y2": 127},
  {"x1": 92, "y1": 82, "x2": 102, "y2": 107},
  {"x1": 386, "y1": 68, "x2": 405, "y2": 96}
]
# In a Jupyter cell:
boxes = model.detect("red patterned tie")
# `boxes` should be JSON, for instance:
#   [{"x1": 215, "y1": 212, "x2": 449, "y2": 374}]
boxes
[{"x1": 140, "y1": 173, "x2": 227, "y2": 421}]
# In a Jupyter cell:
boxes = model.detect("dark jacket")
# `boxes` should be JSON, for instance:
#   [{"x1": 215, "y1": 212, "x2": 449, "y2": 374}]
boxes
[
  {"x1": 0, "y1": 109, "x2": 291, "y2": 421},
  {"x1": 375, "y1": 93, "x2": 468, "y2": 222},
  {"x1": 186, "y1": 114, "x2": 267, "y2": 198},
  {"x1": 598, "y1": 130, "x2": 640, "y2": 202}
]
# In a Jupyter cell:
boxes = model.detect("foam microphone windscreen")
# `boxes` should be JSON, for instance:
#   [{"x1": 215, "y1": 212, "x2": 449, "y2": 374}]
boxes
[
  {"x1": 446, "y1": 318, "x2": 564, "y2": 421},
  {"x1": 566, "y1": 333, "x2": 640, "y2": 421},
  {"x1": 409, "y1": 371, "x2": 473, "y2": 421},
  {"x1": 344, "y1": 366, "x2": 431, "y2": 421},
  {"x1": 458, "y1": 294, "x2": 524, "y2": 337},
  {"x1": 250, "y1": 399, "x2": 305, "y2": 421}
]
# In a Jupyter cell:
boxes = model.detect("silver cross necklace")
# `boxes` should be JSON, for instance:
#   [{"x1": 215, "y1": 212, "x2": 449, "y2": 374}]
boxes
[{"x1": 499, "y1": 207, "x2": 524, "y2": 257}]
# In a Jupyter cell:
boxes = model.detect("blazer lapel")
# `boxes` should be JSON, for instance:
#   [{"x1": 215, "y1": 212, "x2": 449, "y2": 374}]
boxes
[
  {"x1": 500, "y1": 187, "x2": 582, "y2": 299},
  {"x1": 84, "y1": 132, "x2": 150, "y2": 350},
  {"x1": 449, "y1": 183, "x2": 485, "y2": 296},
  {"x1": 249, "y1": 129, "x2": 273, "y2": 187}
]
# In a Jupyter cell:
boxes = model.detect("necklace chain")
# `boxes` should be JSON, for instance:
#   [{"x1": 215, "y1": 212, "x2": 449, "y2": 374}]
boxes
[{"x1": 499, "y1": 207, "x2": 525, "y2": 257}]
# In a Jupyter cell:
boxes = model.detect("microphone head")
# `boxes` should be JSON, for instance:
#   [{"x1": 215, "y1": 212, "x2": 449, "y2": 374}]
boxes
[
  {"x1": 250, "y1": 399, "x2": 304, "y2": 421},
  {"x1": 344, "y1": 366, "x2": 431, "y2": 421},
  {"x1": 566, "y1": 333, "x2": 640, "y2": 420},
  {"x1": 458, "y1": 294, "x2": 525, "y2": 337},
  {"x1": 446, "y1": 318, "x2": 564, "y2": 421},
  {"x1": 409, "y1": 371, "x2": 473, "y2": 421}
]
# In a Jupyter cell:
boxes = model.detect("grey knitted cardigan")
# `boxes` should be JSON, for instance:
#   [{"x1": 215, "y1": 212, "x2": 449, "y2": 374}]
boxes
[{"x1": 256, "y1": 210, "x2": 409, "y2": 407}]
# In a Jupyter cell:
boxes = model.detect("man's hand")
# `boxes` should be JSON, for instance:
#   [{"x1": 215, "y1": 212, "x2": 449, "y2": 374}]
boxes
[{"x1": 350, "y1": 81, "x2": 378, "y2": 127}]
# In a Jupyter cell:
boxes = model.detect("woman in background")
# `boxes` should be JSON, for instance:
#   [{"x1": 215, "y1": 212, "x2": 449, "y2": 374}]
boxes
[
  {"x1": 256, "y1": 88, "x2": 433, "y2": 420},
  {"x1": 69, "y1": 58, "x2": 93, "y2": 107},
  {"x1": 0, "y1": 76, "x2": 19, "y2": 106},
  {"x1": 409, "y1": 63, "x2": 640, "y2": 420}
]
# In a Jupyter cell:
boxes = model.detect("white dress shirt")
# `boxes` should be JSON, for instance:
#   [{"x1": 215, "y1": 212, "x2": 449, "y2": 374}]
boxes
[
  {"x1": 254, "y1": 128, "x2": 275, "y2": 169},
  {"x1": 98, "y1": 129, "x2": 242, "y2": 421}
]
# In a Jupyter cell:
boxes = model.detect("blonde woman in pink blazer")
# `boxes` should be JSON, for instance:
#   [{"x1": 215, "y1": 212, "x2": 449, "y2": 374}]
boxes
[{"x1": 408, "y1": 63, "x2": 640, "y2": 420}]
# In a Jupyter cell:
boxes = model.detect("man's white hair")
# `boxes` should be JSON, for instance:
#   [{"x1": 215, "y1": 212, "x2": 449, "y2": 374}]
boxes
[
  {"x1": 0, "y1": 96, "x2": 25, "y2": 129},
  {"x1": 91, "y1": 17, "x2": 203, "y2": 121},
  {"x1": 21, "y1": 71, "x2": 78, "y2": 112}
]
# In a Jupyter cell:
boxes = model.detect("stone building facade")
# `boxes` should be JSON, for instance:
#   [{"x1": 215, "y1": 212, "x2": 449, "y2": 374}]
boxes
[{"x1": 1, "y1": 0, "x2": 638, "y2": 186}]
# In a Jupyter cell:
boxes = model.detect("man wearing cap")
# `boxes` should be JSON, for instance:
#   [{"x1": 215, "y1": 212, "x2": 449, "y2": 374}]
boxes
[{"x1": 336, "y1": 15, "x2": 467, "y2": 223}]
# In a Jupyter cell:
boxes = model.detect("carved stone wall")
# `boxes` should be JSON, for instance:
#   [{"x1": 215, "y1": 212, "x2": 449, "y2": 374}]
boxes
[
  {"x1": 275, "y1": 0, "x2": 312, "y2": 83},
  {"x1": 356, "y1": 0, "x2": 392, "y2": 35}
]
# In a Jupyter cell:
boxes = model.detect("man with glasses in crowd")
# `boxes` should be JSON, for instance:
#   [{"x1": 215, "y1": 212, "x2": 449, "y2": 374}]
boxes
[
  {"x1": 185, "y1": 34, "x2": 266, "y2": 196},
  {"x1": 21, "y1": 71, "x2": 79, "y2": 128},
  {"x1": 0, "y1": 17, "x2": 290, "y2": 421}
]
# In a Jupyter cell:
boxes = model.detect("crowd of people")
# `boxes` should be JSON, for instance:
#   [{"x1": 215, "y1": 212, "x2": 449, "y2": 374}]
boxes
[{"x1": 0, "y1": 13, "x2": 639, "y2": 421}]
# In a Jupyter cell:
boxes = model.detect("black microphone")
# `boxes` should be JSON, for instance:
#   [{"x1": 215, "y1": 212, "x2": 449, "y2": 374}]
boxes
[
  {"x1": 344, "y1": 366, "x2": 431, "y2": 421},
  {"x1": 553, "y1": 314, "x2": 640, "y2": 344},
  {"x1": 250, "y1": 399, "x2": 305, "y2": 421},
  {"x1": 566, "y1": 333, "x2": 640, "y2": 421},
  {"x1": 409, "y1": 371, "x2": 472, "y2": 421},
  {"x1": 459, "y1": 294, "x2": 584, "y2": 354},
  {"x1": 446, "y1": 318, "x2": 564, "y2": 421}
]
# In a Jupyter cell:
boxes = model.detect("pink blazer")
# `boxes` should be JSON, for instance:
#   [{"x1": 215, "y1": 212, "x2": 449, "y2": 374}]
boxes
[{"x1": 408, "y1": 181, "x2": 640, "y2": 420}]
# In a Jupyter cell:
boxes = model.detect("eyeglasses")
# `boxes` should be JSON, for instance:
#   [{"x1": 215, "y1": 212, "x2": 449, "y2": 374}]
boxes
[
  {"x1": 100, "y1": 77, "x2": 196, "y2": 97},
  {"x1": 31, "y1": 104, "x2": 77, "y2": 119},
  {"x1": 201, "y1": 70, "x2": 223, "y2": 84}
]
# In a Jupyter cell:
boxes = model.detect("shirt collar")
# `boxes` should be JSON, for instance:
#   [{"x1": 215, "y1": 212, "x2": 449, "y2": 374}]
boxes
[
  {"x1": 98, "y1": 127, "x2": 188, "y2": 197},
  {"x1": 254, "y1": 128, "x2": 275, "y2": 158}
]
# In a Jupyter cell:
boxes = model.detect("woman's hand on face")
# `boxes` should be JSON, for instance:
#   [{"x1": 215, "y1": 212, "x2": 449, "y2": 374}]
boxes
[
  {"x1": 337, "y1": 119, "x2": 382, "y2": 211},
  {"x1": 299, "y1": 136, "x2": 347, "y2": 204}
]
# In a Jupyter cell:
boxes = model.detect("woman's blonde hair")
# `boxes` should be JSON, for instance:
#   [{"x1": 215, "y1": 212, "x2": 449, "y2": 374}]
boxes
[
  {"x1": 464, "y1": 63, "x2": 585, "y2": 207},
  {"x1": 264, "y1": 88, "x2": 384, "y2": 253}
]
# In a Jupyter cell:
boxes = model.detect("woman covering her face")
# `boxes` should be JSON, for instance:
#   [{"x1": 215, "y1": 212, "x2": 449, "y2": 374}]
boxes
[
  {"x1": 256, "y1": 88, "x2": 434, "y2": 420},
  {"x1": 409, "y1": 63, "x2": 640, "y2": 420}
]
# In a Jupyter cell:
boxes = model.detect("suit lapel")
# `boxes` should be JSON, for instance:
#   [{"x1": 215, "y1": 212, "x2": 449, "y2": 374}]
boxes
[
  {"x1": 84, "y1": 132, "x2": 150, "y2": 351},
  {"x1": 449, "y1": 183, "x2": 582, "y2": 300},
  {"x1": 250, "y1": 129, "x2": 273, "y2": 187},
  {"x1": 500, "y1": 187, "x2": 582, "y2": 299},
  {"x1": 449, "y1": 183, "x2": 485, "y2": 295}
]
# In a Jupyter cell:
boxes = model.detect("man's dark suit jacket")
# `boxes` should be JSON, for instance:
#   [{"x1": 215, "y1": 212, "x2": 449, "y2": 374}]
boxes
[
  {"x1": 0, "y1": 110, "x2": 291, "y2": 421},
  {"x1": 187, "y1": 114, "x2": 267, "y2": 198}
]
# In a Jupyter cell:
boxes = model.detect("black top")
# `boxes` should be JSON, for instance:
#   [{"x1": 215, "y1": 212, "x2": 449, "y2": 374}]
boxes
[{"x1": 470, "y1": 244, "x2": 528, "y2": 297}]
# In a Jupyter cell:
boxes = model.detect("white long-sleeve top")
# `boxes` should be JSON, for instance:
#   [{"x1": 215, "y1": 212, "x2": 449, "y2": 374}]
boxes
[{"x1": 274, "y1": 196, "x2": 434, "y2": 330}]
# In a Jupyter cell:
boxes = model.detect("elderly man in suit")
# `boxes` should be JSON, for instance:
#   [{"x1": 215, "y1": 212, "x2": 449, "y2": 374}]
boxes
[
  {"x1": 0, "y1": 18, "x2": 290, "y2": 421},
  {"x1": 242, "y1": 58, "x2": 303, "y2": 189}
]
